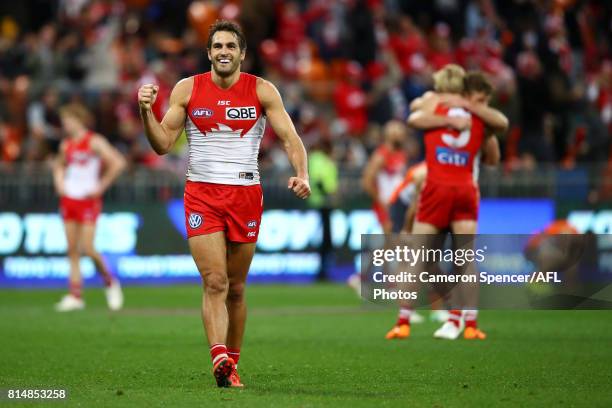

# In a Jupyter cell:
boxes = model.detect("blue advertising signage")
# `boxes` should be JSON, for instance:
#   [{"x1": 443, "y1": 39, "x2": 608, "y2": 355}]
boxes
[{"x1": 0, "y1": 199, "x2": 555, "y2": 287}]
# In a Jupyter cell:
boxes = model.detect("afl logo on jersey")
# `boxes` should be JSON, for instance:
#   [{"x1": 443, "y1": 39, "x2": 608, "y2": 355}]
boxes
[
  {"x1": 226, "y1": 106, "x2": 257, "y2": 120},
  {"x1": 192, "y1": 108, "x2": 213, "y2": 118},
  {"x1": 188, "y1": 213, "x2": 203, "y2": 229}
]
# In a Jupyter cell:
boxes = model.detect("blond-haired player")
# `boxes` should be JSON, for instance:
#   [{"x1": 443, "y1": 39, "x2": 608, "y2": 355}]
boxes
[{"x1": 53, "y1": 103, "x2": 126, "y2": 312}]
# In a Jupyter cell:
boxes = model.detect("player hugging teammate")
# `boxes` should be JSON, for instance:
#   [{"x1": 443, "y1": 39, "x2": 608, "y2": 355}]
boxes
[{"x1": 385, "y1": 64, "x2": 508, "y2": 340}]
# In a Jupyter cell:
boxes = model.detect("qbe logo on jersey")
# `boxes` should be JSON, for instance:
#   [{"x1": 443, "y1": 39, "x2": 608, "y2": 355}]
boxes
[
  {"x1": 226, "y1": 106, "x2": 257, "y2": 120},
  {"x1": 188, "y1": 213, "x2": 203, "y2": 229}
]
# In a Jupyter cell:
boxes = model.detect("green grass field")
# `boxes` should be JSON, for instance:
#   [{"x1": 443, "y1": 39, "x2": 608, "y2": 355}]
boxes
[{"x1": 1, "y1": 284, "x2": 611, "y2": 407}]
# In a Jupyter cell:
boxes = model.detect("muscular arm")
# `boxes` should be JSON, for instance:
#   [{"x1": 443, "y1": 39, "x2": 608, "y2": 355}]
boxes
[
  {"x1": 257, "y1": 78, "x2": 310, "y2": 198},
  {"x1": 409, "y1": 92, "x2": 507, "y2": 134},
  {"x1": 408, "y1": 92, "x2": 473, "y2": 130},
  {"x1": 482, "y1": 134, "x2": 501, "y2": 165},
  {"x1": 91, "y1": 135, "x2": 127, "y2": 194},
  {"x1": 361, "y1": 153, "x2": 384, "y2": 201},
  {"x1": 138, "y1": 78, "x2": 191, "y2": 155},
  {"x1": 467, "y1": 103, "x2": 508, "y2": 133},
  {"x1": 53, "y1": 142, "x2": 67, "y2": 196},
  {"x1": 407, "y1": 109, "x2": 471, "y2": 131},
  {"x1": 367, "y1": 50, "x2": 402, "y2": 105},
  {"x1": 409, "y1": 91, "x2": 438, "y2": 112}
]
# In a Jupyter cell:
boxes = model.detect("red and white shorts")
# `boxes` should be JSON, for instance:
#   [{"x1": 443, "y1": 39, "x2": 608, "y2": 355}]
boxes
[
  {"x1": 184, "y1": 181, "x2": 263, "y2": 242},
  {"x1": 415, "y1": 181, "x2": 479, "y2": 230},
  {"x1": 60, "y1": 196, "x2": 102, "y2": 223}
]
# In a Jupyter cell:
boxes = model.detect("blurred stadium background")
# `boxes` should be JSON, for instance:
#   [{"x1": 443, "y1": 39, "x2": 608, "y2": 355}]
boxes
[
  {"x1": 1, "y1": 0, "x2": 612, "y2": 406},
  {"x1": 0, "y1": 0, "x2": 611, "y2": 286}
]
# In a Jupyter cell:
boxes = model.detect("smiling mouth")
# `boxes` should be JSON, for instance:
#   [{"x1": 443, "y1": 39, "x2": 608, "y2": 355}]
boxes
[{"x1": 218, "y1": 59, "x2": 231, "y2": 65}]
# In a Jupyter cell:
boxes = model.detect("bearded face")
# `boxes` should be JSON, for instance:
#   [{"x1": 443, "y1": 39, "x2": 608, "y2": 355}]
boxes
[{"x1": 208, "y1": 31, "x2": 245, "y2": 78}]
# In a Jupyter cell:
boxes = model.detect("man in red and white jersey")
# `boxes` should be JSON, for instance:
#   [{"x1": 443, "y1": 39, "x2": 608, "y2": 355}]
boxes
[
  {"x1": 138, "y1": 20, "x2": 310, "y2": 388},
  {"x1": 53, "y1": 103, "x2": 126, "y2": 312},
  {"x1": 362, "y1": 120, "x2": 409, "y2": 233},
  {"x1": 347, "y1": 121, "x2": 408, "y2": 297}
]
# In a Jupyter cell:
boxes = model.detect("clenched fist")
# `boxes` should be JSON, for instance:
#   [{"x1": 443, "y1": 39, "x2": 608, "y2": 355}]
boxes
[
  {"x1": 138, "y1": 84, "x2": 159, "y2": 111},
  {"x1": 288, "y1": 177, "x2": 311, "y2": 200}
]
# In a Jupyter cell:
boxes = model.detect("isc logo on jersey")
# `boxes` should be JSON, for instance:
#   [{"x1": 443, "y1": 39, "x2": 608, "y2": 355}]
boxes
[
  {"x1": 436, "y1": 146, "x2": 469, "y2": 166},
  {"x1": 226, "y1": 107, "x2": 257, "y2": 120},
  {"x1": 192, "y1": 108, "x2": 213, "y2": 118}
]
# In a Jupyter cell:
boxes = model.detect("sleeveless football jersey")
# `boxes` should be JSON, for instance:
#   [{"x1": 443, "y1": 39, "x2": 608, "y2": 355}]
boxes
[
  {"x1": 375, "y1": 144, "x2": 407, "y2": 204},
  {"x1": 424, "y1": 104, "x2": 485, "y2": 185},
  {"x1": 185, "y1": 72, "x2": 266, "y2": 185},
  {"x1": 64, "y1": 131, "x2": 101, "y2": 199}
]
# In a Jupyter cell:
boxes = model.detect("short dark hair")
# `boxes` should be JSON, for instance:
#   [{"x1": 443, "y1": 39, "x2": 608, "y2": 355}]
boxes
[
  {"x1": 463, "y1": 71, "x2": 494, "y2": 96},
  {"x1": 207, "y1": 20, "x2": 246, "y2": 51}
]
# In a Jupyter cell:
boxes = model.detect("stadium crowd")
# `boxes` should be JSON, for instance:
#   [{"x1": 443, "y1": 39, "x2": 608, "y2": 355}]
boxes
[{"x1": 0, "y1": 0, "x2": 610, "y2": 173}]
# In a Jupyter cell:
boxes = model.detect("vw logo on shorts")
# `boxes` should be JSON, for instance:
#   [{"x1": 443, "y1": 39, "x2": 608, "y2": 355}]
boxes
[{"x1": 188, "y1": 213, "x2": 203, "y2": 229}]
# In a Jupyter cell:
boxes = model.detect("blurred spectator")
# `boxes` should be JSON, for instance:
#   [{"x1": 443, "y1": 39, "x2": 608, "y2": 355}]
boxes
[
  {"x1": 307, "y1": 137, "x2": 338, "y2": 279},
  {"x1": 427, "y1": 22, "x2": 455, "y2": 71},
  {"x1": 0, "y1": 0, "x2": 608, "y2": 176},
  {"x1": 0, "y1": 115, "x2": 21, "y2": 162},
  {"x1": 333, "y1": 61, "x2": 368, "y2": 137},
  {"x1": 26, "y1": 87, "x2": 62, "y2": 160},
  {"x1": 345, "y1": 0, "x2": 376, "y2": 66},
  {"x1": 516, "y1": 50, "x2": 554, "y2": 161}
]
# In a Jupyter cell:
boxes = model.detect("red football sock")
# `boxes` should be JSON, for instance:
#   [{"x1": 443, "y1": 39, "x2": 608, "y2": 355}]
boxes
[
  {"x1": 228, "y1": 348, "x2": 240, "y2": 366},
  {"x1": 69, "y1": 281, "x2": 82, "y2": 299},
  {"x1": 210, "y1": 344, "x2": 228, "y2": 367},
  {"x1": 464, "y1": 310, "x2": 478, "y2": 329},
  {"x1": 448, "y1": 309, "x2": 462, "y2": 328},
  {"x1": 396, "y1": 307, "x2": 412, "y2": 326}
]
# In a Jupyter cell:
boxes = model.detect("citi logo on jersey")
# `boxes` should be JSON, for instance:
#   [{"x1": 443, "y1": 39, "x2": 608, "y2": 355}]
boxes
[
  {"x1": 226, "y1": 106, "x2": 256, "y2": 120},
  {"x1": 188, "y1": 213, "x2": 203, "y2": 229},
  {"x1": 192, "y1": 108, "x2": 213, "y2": 118},
  {"x1": 436, "y1": 147, "x2": 469, "y2": 166}
]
